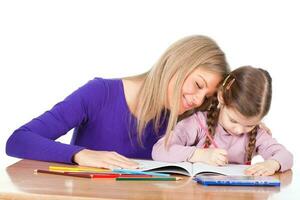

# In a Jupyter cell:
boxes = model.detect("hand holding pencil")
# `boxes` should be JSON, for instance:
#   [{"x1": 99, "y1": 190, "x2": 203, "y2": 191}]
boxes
[
  {"x1": 191, "y1": 114, "x2": 228, "y2": 166},
  {"x1": 188, "y1": 148, "x2": 228, "y2": 166}
]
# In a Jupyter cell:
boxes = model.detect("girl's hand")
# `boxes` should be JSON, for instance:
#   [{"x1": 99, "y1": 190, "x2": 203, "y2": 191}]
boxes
[
  {"x1": 189, "y1": 148, "x2": 228, "y2": 166},
  {"x1": 245, "y1": 160, "x2": 281, "y2": 176},
  {"x1": 259, "y1": 122, "x2": 272, "y2": 135},
  {"x1": 73, "y1": 149, "x2": 139, "y2": 169}
]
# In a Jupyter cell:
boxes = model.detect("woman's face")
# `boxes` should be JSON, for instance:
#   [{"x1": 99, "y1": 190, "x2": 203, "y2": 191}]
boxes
[{"x1": 168, "y1": 68, "x2": 222, "y2": 115}]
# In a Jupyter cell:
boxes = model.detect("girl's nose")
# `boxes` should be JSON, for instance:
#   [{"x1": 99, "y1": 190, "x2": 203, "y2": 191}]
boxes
[{"x1": 234, "y1": 126, "x2": 244, "y2": 135}]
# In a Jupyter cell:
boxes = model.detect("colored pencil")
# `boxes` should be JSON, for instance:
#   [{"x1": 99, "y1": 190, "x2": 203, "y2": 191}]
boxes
[
  {"x1": 116, "y1": 177, "x2": 182, "y2": 181},
  {"x1": 65, "y1": 172, "x2": 152, "y2": 178},
  {"x1": 35, "y1": 169, "x2": 92, "y2": 178},
  {"x1": 35, "y1": 169, "x2": 152, "y2": 178},
  {"x1": 113, "y1": 169, "x2": 170, "y2": 177},
  {"x1": 49, "y1": 166, "x2": 110, "y2": 172}
]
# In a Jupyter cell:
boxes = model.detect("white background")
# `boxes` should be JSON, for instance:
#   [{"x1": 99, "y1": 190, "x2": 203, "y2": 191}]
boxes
[{"x1": 0, "y1": 0, "x2": 299, "y2": 168}]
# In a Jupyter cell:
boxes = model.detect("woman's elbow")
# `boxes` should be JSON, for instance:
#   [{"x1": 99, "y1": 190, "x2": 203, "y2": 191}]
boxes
[{"x1": 6, "y1": 130, "x2": 24, "y2": 158}]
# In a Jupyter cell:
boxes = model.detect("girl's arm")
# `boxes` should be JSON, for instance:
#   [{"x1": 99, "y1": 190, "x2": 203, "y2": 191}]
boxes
[
  {"x1": 255, "y1": 128, "x2": 293, "y2": 172},
  {"x1": 6, "y1": 78, "x2": 103, "y2": 164},
  {"x1": 152, "y1": 112, "x2": 206, "y2": 162}
]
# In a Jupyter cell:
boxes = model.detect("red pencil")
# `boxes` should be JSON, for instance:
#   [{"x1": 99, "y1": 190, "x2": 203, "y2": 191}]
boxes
[
  {"x1": 35, "y1": 169, "x2": 92, "y2": 178},
  {"x1": 66, "y1": 172, "x2": 152, "y2": 178},
  {"x1": 35, "y1": 169, "x2": 152, "y2": 179}
]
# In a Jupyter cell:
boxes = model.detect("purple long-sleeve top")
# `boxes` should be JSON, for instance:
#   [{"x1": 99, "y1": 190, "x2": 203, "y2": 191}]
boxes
[
  {"x1": 152, "y1": 111, "x2": 293, "y2": 172},
  {"x1": 6, "y1": 78, "x2": 168, "y2": 164}
]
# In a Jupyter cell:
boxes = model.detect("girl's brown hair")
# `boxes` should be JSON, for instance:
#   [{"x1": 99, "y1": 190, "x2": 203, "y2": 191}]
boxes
[{"x1": 205, "y1": 66, "x2": 272, "y2": 163}]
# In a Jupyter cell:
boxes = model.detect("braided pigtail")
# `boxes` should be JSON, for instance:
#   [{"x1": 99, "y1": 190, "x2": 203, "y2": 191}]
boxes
[
  {"x1": 204, "y1": 95, "x2": 220, "y2": 147},
  {"x1": 246, "y1": 126, "x2": 258, "y2": 164}
]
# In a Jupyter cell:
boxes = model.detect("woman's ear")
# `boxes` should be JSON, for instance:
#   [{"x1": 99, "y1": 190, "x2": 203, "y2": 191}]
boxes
[{"x1": 217, "y1": 90, "x2": 224, "y2": 105}]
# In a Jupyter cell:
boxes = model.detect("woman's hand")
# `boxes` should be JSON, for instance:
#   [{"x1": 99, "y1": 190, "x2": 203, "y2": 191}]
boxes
[
  {"x1": 245, "y1": 160, "x2": 281, "y2": 176},
  {"x1": 73, "y1": 149, "x2": 139, "y2": 169},
  {"x1": 189, "y1": 148, "x2": 228, "y2": 166}
]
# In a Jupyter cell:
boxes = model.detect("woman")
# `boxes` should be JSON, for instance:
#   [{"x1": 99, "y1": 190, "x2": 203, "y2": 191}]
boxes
[{"x1": 6, "y1": 35, "x2": 229, "y2": 169}]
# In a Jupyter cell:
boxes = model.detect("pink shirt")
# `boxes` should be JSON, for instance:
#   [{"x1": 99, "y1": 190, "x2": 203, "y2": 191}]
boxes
[{"x1": 152, "y1": 112, "x2": 293, "y2": 172}]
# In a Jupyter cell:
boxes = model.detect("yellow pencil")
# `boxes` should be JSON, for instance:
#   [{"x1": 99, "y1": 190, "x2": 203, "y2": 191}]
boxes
[{"x1": 49, "y1": 166, "x2": 111, "y2": 173}]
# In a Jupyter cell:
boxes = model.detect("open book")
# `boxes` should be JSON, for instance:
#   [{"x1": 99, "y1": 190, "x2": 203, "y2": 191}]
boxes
[{"x1": 133, "y1": 159, "x2": 249, "y2": 177}]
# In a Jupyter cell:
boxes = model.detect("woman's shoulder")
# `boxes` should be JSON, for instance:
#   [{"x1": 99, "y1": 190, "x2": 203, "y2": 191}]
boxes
[
  {"x1": 71, "y1": 77, "x2": 124, "y2": 107},
  {"x1": 85, "y1": 77, "x2": 121, "y2": 87},
  {"x1": 78, "y1": 77, "x2": 122, "y2": 95}
]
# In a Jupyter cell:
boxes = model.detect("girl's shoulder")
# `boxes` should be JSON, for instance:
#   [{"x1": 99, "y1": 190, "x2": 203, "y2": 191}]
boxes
[
  {"x1": 256, "y1": 126, "x2": 270, "y2": 137},
  {"x1": 254, "y1": 125, "x2": 273, "y2": 144}
]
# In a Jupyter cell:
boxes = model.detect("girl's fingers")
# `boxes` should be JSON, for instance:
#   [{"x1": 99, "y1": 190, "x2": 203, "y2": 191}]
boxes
[
  {"x1": 263, "y1": 169, "x2": 275, "y2": 176},
  {"x1": 246, "y1": 164, "x2": 263, "y2": 172},
  {"x1": 216, "y1": 159, "x2": 226, "y2": 166},
  {"x1": 216, "y1": 156, "x2": 227, "y2": 165},
  {"x1": 253, "y1": 168, "x2": 269, "y2": 176},
  {"x1": 245, "y1": 165, "x2": 264, "y2": 175},
  {"x1": 218, "y1": 149, "x2": 228, "y2": 156},
  {"x1": 219, "y1": 154, "x2": 228, "y2": 163}
]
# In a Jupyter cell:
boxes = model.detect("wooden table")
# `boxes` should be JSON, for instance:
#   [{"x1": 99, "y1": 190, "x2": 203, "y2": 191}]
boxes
[{"x1": 0, "y1": 159, "x2": 299, "y2": 200}]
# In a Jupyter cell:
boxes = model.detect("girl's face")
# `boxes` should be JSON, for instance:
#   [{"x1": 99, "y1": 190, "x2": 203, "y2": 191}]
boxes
[
  {"x1": 218, "y1": 105, "x2": 261, "y2": 135},
  {"x1": 168, "y1": 68, "x2": 222, "y2": 115}
]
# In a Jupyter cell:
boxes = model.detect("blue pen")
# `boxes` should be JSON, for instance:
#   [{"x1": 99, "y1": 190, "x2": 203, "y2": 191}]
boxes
[{"x1": 112, "y1": 169, "x2": 170, "y2": 177}]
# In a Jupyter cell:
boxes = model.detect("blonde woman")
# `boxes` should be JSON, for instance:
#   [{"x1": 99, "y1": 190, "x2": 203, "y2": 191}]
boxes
[{"x1": 6, "y1": 35, "x2": 229, "y2": 169}]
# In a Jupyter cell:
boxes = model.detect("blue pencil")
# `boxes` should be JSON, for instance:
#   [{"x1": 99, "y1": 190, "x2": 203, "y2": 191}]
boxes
[{"x1": 112, "y1": 169, "x2": 170, "y2": 177}]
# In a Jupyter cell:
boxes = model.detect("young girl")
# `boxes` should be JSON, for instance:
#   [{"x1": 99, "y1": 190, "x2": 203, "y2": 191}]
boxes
[{"x1": 152, "y1": 66, "x2": 293, "y2": 176}]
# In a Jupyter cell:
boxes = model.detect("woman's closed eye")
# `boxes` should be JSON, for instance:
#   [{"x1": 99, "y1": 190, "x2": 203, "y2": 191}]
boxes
[
  {"x1": 230, "y1": 118, "x2": 238, "y2": 124},
  {"x1": 195, "y1": 81, "x2": 203, "y2": 89}
]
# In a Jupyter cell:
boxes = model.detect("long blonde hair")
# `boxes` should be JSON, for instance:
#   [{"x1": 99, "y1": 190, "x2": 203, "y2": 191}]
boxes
[{"x1": 130, "y1": 35, "x2": 229, "y2": 145}]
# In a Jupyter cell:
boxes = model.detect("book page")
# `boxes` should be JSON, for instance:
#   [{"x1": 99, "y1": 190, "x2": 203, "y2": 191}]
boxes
[
  {"x1": 192, "y1": 162, "x2": 249, "y2": 176},
  {"x1": 133, "y1": 159, "x2": 193, "y2": 176}
]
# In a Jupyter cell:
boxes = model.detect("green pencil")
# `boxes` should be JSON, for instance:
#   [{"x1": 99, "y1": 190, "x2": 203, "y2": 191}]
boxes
[{"x1": 116, "y1": 177, "x2": 182, "y2": 181}]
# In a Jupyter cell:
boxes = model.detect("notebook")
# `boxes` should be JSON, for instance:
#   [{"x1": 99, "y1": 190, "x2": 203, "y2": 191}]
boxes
[
  {"x1": 132, "y1": 159, "x2": 249, "y2": 177},
  {"x1": 195, "y1": 175, "x2": 280, "y2": 186}
]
